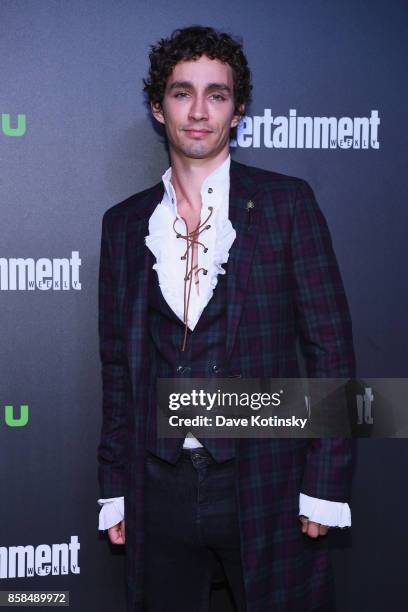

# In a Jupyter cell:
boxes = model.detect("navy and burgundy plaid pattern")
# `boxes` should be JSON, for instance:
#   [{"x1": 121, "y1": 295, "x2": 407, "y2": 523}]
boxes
[{"x1": 97, "y1": 160, "x2": 355, "y2": 611}]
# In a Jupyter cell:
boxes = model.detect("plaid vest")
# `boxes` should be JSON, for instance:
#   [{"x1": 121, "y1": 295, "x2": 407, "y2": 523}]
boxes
[{"x1": 145, "y1": 261, "x2": 237, "y2": 463}]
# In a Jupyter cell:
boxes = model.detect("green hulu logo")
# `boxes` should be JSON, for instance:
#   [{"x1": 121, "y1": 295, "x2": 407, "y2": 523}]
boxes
[
  {"x1": 2, "y1": 113, "x2": 26, "y2": 137},
  {"x1": 4, "y1": 404, "x2": 29, "y2": 427}
]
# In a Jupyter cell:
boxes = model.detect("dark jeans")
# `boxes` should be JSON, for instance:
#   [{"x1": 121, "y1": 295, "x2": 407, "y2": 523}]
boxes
[{"x1": 143, "y1": 447, "x2": 246, "y2": 612}]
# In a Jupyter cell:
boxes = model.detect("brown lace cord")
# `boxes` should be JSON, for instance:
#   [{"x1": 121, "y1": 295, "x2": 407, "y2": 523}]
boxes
[{"x1": 172, "y1": 206, "x2": 214, "y2": 352}]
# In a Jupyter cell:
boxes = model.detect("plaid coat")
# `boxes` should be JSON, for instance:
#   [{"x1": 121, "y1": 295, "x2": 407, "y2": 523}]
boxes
[{"x1": 97, "y1": 159, "x2": 356, "y2": 611}]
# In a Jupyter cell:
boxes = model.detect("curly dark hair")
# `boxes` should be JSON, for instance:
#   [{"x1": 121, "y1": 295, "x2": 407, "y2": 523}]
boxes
[{"x1": 143, "y1": 25, "x2": 252, "y2": 138}]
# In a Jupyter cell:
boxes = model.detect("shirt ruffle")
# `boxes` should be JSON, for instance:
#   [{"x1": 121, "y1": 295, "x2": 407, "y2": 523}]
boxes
[
  {"x1": 299, "y1": 493, "x2": 351, "y2": 528},
  {"x1": 145, "y1": 201, "x2": 236, "y2": 331},
  {"x1": 97, "y1": 497, "x2": 124, "y2": 531}
]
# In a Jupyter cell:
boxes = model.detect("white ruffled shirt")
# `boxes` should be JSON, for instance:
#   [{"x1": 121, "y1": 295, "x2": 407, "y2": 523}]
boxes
[
  {"x1": 144, "y1": 154, "x2": 236, "y2": 332},
  {"x1": 98, "y1": 154, "x2": 351, "y2": 531}
]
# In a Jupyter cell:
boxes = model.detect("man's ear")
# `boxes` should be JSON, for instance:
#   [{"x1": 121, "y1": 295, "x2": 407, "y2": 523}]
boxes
[
  {"x1": 150, "y1": 101, "x2": 165, "y2": 125},
  {"x1": 231, "y1": 104, "x2": 245, "y2": 129}
]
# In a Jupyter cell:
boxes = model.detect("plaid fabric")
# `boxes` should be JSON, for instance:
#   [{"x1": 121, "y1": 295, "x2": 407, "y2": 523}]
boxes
[{"x1": 97, "y1": 160, "x2": 355, "y2": 611}]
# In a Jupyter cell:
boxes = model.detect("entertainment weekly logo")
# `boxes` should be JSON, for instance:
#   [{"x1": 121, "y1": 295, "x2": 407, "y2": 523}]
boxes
[
  {"x1": 0, "y1": 252, "x2": 81, "y2": 290},
  {"x1": 0, "y1": 536, "x2": 80, "y2": 578},
  {"x1": 231, "y1": 109, "x2": 380, "y2": 149}
]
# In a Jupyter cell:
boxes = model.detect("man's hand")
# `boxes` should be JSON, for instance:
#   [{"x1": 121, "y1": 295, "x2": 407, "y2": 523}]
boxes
[
  {"x1": 107, "y1": 520, "x2": 125, "y2": 545},
  {"x1": 299, "y1": 516, "x2": 329, "y2": 538}
]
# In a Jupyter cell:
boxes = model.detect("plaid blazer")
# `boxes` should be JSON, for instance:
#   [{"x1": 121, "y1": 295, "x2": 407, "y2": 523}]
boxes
[{"x1": 97, "y1": 159, "x2": 356, "y2": 611}]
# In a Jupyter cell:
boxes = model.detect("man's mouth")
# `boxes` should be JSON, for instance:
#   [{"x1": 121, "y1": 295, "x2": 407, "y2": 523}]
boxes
[{"x1": 184, "y1": 128, "x2": 213, "y2": 137}]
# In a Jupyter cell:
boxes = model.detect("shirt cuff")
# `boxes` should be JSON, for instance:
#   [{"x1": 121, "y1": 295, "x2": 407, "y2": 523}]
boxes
[
  {"x1": 299, "y1": 493, "x2": 351, "y2": 528},
  {"x1": 97, "y1": 497, "x2": 124, "y2": 531}
]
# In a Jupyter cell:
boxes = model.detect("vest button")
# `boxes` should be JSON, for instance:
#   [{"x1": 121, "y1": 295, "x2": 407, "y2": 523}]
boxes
[
  {"x1": 177, "y1": 365, "x2": 191, "y2": 374},
  {"x1": 212, "y1": 365, "x2": 221, "y2": 374}
]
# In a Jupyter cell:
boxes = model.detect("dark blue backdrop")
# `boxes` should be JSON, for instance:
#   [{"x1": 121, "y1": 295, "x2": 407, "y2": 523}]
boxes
[{"x1": 1, "y1": 1, "x2": 407, "y2": 610}]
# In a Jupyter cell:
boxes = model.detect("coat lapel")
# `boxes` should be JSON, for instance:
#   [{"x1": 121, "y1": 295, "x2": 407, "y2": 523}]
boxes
[{"x1": 226, "y1": 160, "x2": 261, "y2": 361}]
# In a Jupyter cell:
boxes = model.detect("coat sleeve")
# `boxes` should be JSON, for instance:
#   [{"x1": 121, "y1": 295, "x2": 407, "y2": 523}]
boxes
[
  {"x1": 291, "y1": 180, "x2": 356, "y2": 502},
  {"x1": 97, "y1": 212, "x2": 128, "y2": 498}
]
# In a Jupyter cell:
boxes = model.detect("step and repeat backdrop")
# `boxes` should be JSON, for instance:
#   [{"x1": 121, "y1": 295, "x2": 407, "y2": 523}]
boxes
[{"x1": 1, "y1": 1, "x2": 407, "y2": 611}]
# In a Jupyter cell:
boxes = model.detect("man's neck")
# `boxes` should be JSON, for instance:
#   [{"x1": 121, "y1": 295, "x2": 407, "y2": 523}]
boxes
[{"x1": 169, "y1": 149, "x2": 229, "y2": 212}]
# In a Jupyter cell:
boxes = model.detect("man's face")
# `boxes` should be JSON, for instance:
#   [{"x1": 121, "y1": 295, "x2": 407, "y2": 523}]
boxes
[{"x1": 151, "y1": 54, "x2": 243, "y2": 160}]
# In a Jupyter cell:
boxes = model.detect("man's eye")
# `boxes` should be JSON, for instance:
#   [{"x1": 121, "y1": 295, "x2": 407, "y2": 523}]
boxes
[
  {"x1": 211, "y1": 94, "x2": 226, "y2": 101},
  {"x1": 174, "y1": 92, "x2": 189, "y2": 98}
]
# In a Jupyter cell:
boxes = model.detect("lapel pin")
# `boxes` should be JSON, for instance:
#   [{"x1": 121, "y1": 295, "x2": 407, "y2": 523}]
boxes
[{"x1": 246, "y1": 200, "x2": 254, "y2": 230}]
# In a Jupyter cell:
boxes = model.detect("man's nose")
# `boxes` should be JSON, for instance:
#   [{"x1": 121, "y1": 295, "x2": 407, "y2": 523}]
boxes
[{"x1": 188, "y1": 96, "x2": 209, "y2": 121}]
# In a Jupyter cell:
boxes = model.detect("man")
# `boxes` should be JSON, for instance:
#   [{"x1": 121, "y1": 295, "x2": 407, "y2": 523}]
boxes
[{"x1": 97, "y1": 26, "x2": 355, "y2": 612}]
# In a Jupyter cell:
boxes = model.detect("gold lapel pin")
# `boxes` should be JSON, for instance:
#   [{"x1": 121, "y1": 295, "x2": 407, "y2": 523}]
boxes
[{"x1": 246, "y1": 200, "x2": 255, "y2": 210}]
